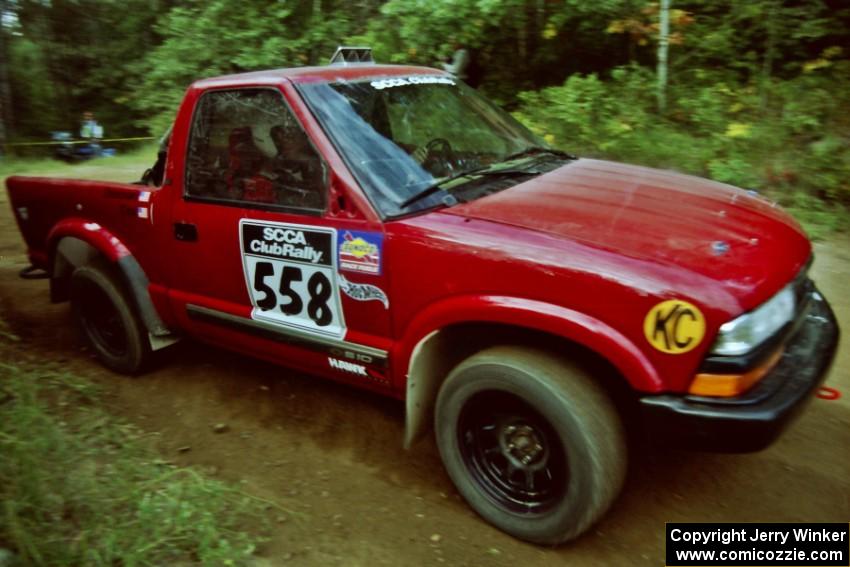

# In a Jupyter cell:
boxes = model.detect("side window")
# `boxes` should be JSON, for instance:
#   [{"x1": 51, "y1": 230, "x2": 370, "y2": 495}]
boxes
[{"x1": 185, "y1": 89, "x2": 327, "y2": 211}]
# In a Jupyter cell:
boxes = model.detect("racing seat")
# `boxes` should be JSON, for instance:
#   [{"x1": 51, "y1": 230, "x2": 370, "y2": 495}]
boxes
[{"x1": 227, "y1": 127, "x2": 272, "y2": 202}]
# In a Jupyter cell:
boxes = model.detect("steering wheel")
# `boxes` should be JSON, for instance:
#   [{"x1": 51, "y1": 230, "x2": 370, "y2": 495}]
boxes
[
  {"x1": 425, "y1": 137, "x2": 452, "y2": 155},
  {"x1": 423, "y1": 137, "x2": 456, "y2": 176}
]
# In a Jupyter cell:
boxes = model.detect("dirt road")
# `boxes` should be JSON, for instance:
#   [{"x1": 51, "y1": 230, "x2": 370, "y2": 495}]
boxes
[{"x1": 2, "y1": 164, "x2": 848, "y2": 566}]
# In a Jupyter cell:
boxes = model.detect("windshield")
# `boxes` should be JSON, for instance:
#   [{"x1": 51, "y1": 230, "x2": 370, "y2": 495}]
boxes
[{"x1": 298, "y1": 75, "x2": 547, "y2": 217}]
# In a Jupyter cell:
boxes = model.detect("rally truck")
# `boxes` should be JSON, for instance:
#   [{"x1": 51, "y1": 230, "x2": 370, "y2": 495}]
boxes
[{"x1": 5, "y1": 48, "x2": 840, "y2": 544}]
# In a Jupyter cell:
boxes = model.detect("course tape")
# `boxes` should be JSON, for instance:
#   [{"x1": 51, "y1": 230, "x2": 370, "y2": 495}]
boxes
[{"x1": 2, "y1": 136, "x2": 156, "y2": 147}]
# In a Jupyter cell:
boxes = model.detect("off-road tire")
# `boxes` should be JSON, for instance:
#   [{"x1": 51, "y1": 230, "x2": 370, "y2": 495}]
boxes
[
  {"x1": 435, "y1": 345, "x2": 627, "y2": 544},
  {"x1": 70, "y1": 263, "x2": 149, "y2": 374}
]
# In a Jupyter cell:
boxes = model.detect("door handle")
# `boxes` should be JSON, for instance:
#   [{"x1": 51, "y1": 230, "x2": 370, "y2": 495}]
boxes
[{"x1": 173, "y1": 222, "x2": 198, "y2": 242}]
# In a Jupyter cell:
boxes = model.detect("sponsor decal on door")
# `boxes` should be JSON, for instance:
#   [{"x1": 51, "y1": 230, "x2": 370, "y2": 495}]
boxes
[
  {"x1": 338, "y1": 230, "x2": 383, "y2": 275},
  {"x1": 240, "y1": 220, "x2": 345, "y2": 339}
]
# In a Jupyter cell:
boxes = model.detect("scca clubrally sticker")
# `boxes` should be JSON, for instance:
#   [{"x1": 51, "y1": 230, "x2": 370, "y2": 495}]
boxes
[
  {"x1": 338, "y1": 230, "x2": 383, "y2": 275},
  {"x1": 240, "y1": 220, "x2": 345, "y2": 339},
  {"x1": 643, "y1": 299, "x2": 706, "y2": 354}
]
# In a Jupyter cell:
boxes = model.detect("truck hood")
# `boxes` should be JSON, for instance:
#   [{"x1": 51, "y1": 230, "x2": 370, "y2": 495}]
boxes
[{"x1": 443, "y1": 159, "x2": 811, "y2": 308}]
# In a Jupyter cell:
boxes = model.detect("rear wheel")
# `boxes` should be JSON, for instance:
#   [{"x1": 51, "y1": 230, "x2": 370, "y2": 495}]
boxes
[
  {"x1": 435, "y1": 346, "x2": 626, "y2": 544},
  {"x1": 70, "y1": 264, "x2": 149, "y2": 374}
]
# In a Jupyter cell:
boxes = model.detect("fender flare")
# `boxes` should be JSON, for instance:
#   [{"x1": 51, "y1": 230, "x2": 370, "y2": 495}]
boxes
[
  {"x1": 396, "y1": 295, "x2": 661, "y2": 448},
  {"x1": 47, "y1": 219, "x2": 171, "y2": 337}
]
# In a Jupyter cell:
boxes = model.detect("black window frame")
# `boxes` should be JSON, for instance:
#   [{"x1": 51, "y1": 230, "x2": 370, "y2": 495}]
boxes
[{"x1": 183, "y1": 86, "x2": 330, "y2": 216}]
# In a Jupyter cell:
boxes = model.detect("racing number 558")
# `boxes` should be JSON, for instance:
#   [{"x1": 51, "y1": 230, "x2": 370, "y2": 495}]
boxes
[{"x1": 252, "y1": 261, "x2": 333, "y2": 326}]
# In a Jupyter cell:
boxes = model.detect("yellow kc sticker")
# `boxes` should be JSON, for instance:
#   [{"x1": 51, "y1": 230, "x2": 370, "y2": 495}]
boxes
[{"x1": 643, "y1": 300, "x2": 706, "y2": 354}]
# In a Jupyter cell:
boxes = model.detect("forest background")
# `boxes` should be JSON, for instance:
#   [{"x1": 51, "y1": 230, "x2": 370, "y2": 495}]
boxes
[{"x1": 1, "y1": 0, "x2": 848, "y2": 232}]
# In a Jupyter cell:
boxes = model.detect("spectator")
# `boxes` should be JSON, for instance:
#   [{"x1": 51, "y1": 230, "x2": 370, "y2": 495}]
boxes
[{"x1": 80, "y1": 111, "x2": 103, "y2": 140}]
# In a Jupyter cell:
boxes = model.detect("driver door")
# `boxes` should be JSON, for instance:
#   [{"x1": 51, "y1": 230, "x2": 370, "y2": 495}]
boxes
[{"x1": 164, "y1": 87, "x2": 393, "y2": 387}]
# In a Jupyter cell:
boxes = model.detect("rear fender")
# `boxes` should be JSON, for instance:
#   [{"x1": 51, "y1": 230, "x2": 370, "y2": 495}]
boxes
[{"x1": 48, "y1": 219, "x2": 173, "y2": 341}]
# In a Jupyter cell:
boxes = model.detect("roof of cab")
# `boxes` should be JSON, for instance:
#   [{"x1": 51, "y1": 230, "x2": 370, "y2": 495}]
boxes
[{"x1": 192, "y1": 64, "x2": 446, "y2": 90}]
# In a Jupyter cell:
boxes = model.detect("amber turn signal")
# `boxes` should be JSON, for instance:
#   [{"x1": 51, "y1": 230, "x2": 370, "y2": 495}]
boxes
[{"x1": 689, "y1": 349, "x2": 783, "y2": 397}]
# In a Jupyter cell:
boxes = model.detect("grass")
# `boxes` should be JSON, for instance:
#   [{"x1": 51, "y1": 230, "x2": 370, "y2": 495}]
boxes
[
  {"x1": 0, "y1": 345, "x2": 275, "y2": 566},
  {"x1": 0, "y1": 144, "x2": 158, "y2": 182}
]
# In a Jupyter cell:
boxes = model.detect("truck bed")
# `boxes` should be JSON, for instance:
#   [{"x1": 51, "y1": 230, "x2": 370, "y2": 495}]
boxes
[{"x1": 6, "y1": 176, "x2": 156, "y2": 269}]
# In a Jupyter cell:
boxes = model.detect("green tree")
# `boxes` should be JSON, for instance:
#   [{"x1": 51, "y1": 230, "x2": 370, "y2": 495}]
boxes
[
  {"x1": 131, "y1": 0, "x2": 382, "y2": 132},
  {"x1": 0, "y1": 0, "x2": 12, "y2": 148},
  {"x1": 6, "y1": 0, "x2": 164, "y2": 139}
]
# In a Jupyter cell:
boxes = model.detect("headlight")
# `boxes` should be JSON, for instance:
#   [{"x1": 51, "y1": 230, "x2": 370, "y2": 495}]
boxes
[{"x1": 710, "y1": 284, "x2": 795, "y2": 356}]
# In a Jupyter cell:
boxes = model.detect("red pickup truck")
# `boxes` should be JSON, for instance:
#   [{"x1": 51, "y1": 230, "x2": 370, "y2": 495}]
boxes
[{"x1": 6, "y1": 52, "x2": 839, "y2": 544}]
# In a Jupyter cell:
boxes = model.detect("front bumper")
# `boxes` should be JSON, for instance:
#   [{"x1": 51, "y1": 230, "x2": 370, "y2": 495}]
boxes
[{"x1": 639, "y1": 287, "x2": 840, "y2": 453}]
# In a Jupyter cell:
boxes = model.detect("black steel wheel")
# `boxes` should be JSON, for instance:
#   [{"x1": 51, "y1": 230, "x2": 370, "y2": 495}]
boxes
[
  {"x1": 458, "y1": 391, "x2": 568, "y2": 514},
  {"x1": 435, "y1": 346, "x2": 626, "y2": 544},
  {"x1": 70, "y1": 263, "x2": 149, "y2": 374}
]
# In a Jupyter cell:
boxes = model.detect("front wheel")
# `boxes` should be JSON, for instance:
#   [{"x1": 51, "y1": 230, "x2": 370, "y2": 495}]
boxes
[
  {"x1": 70, "y1": 264, "x2": 150, "y2": 374},
  {"x1": 435, "y1": 346, "x2": 626, "y2": 544}
]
